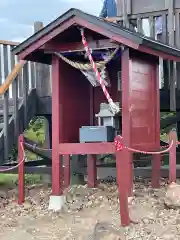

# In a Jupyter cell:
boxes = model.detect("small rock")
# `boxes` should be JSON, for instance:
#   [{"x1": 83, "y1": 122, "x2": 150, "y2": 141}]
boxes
[
  {"x1": 162, "y1": 233, "x2": 176, "y2": 240},
  {"x1": 7, "y1": 189, "x2": 18, "y2": 198},
  {"x1": 128, "y1": 197, "x2": 134, "y2": 205},
  {"x1": 70, "y1": 201, "x2": 84, "y2": 211},
  {"x1": 142, "y1": 218, "x2": 150, "y2": 224},
  {"x1": 0, "y1": 190, "x2": 7, "y2": 198},
  {"x1": 164, "y1": 183, "x2": 180, "y2": 209},
  {"x1": 23, "y1": 202, "x2": 32, "y2": 210},
  {"x1": 26, "y1": 227, "x2": 37, "y2": 234}
]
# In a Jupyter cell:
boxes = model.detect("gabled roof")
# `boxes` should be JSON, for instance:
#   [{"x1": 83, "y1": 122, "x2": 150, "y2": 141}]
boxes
[{"x1": 12, "y1": 8, "x2": 180, "y2": 61}]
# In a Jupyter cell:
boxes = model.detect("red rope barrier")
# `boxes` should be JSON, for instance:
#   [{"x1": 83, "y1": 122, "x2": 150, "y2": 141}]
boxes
[
  {"x1": 0, "y1": 140, "x2": 25, "y2": 172},
  {"x1": 114, "y1": 135, "x2": 176, "y2": 154},
  {"x1": 114, "y1": 131, "x2": 177, "y2": 226}
]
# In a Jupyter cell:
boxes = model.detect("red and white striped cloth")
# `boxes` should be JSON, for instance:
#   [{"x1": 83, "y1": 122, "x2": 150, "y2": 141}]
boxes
[{"x1": 80, "y1": 28, "x2": 119, "y2": 114}]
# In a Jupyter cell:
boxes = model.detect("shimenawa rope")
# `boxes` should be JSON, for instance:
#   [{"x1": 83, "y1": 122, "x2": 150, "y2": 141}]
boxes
[{"x1": 54, "y1": 47, "x2": 119, "y2": 71}]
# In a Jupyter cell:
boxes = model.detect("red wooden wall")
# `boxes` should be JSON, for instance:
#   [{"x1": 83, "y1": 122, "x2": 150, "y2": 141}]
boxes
[
  {"x1": 55, "y1": 51, "x2": 160, "y2": 149},
  {"x1": 129, "y1": 58, "x2": 159, "y2": 149},
  {"x1": 58, "y1": 60, "x2": 121, "y2": 143},
  {"x1": 58, "y1": 60, "x2": 90, "y2": 143},
  {"x1": 122, "y1": 50, "x2": 160, "y2": 150}
]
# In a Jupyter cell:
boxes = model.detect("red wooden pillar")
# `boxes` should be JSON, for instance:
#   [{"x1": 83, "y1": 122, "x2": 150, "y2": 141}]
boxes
[
  {"x1": 127, "y1": 151, "x2": 133, "y2": 197},
  {"x1": 116, "y1": 150, "x2": 130, "y2": 226},
  {"x1": 87, "y1": 154, "x2": 97, "y2": 188},
  {"x1": 169, "y1": 129, "x2": 177, "y2": 183},
  {"x1": 152, "y1": 154, "x2": 161, "y2": 188},
  {"x1": 121, "y1": 47, "x2": 133, "y2": 197},
  {"x1": 51, "y1": 56, "x2": 63, "y2": 196},
  {"x1": 18, "y1": 134, "x2": 25, "y2": 204},
  {"x1": 115, "y1": 46, "x2": 131, "y2": 226}
]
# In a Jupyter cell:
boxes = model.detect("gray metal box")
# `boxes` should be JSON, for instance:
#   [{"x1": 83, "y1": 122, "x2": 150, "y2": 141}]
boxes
[{"x1": 79, "y1": 126, "x2": 115, "y2": 143}]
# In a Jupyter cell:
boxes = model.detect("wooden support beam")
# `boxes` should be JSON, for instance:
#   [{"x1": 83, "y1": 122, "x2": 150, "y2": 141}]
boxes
[
  {"x1": 51, "y1": 55, "x2": 63, "y2": 196},
  {"x1": 116, "y1": 0, "x2": 131, "y2": 17},
  {"x1": 116, "y1": 149, "x2": 130, "y2": 226},
  {"x1": 122, "y1": 0, "x2": 129, "y2": 27},
  {"x1": 42, "y1": 39, "x2": 118, "y2": 53},
  {"x1": 121, "y1": 47, "x2": 133, "y2": 197},
  {"x1": 137, "y1": 45, "x2": 180, "y2": 63},
  {"x1": 167, "y1": 0, "x2": 176, "y2": 111},
  {"x1": 149, "y1": 16, "x2": 155, "y2": 38},
  {"x1": 162, "y1": 13, "x2": 168, "y2": 44},
  {"x1": 3, "y1": 44, "x2": 9, "y2": 160},
  {"x1": 152, "y1": 154, "x2": 161, "y2": 188},
  {"x1": 34, "y1": 22, "x2": 51, "y2": 98},
  {"x1": 58, "y1": 142, "x2": 115, "y2": 155},
  {"x1": 137, "y1": 17, "x2": 143, "y2": 33},
  {"x1": 104, "y1": 17, "x2": 122, "y2": 23},
  {"x1": 34, "y1": 22, "x2": 51, "y2": 152},
  {"x1": 168, "y1": 0, "x2": 175, "y2": 46}
]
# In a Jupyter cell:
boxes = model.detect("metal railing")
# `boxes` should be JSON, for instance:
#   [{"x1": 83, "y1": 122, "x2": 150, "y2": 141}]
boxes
[
  {"x1": 0, "y1": 40, "x2": 37, "y2": 161},
  {"x1": 0, "y1": 41, "x2": 36, "y2": 98}
]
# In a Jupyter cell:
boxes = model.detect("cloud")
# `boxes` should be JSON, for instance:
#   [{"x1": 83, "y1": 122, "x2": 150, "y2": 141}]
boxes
[
  {"x1": 0, "y1": 0, "x2": 102, "y2": 25},
  {"x1": 0, "y1": 18, "x2": 33, "y2": 41},
  {"x1": 0, "y1": 18, "x2": 8, "y2": 23},
  {"x1": 0, "y1": 0, "x2": 102, "y2": 41},
  {"x1": 11, "y1": 38, "x2": 27, "y2": 43}
]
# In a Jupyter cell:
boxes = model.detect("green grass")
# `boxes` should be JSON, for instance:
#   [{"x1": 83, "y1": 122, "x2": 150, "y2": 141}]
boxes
[
  {"x1": 24, "y1": 127, "x2": 44, "y2": 143},
  {"x1": 0, "y1": 119, "x2": 46, "y2": 187},
  {"x1": 161, "y1": 133, "x2": 169, "y2": 142},
  {"x1": 0, "y1": 174, "x2": 18, "y2": 186},
  {"x1": 0, "y1": 174, "x2": 42, "y2": 187},
  {"x1": 24, "y1": 121, "x2": 45, "y2": 160}
]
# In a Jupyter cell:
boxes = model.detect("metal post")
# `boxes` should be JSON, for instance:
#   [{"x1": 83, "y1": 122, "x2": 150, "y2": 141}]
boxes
[
  {"x1": 18, "y1": 134, "x2": 25, "y2": 205},
  {"x1": 169, "y1": 129, "x2": 177, "y2": 183}
]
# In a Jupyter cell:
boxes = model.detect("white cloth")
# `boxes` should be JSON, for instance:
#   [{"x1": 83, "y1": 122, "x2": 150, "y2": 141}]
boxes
[{"x1": 81, "y1": 68, "x2": 111, "y2": 87}]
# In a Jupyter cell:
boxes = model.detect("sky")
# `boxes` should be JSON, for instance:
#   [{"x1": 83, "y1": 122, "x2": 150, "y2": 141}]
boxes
[
  {"x1": 0, "y1": 0, "x2": 103, "y2": 42},
  {"x1": 0, "y1": 0, "x2": 150, "y2": 43}
]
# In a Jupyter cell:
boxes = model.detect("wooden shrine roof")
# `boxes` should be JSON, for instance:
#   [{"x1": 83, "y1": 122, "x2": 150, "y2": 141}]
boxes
[{"x1": 12, "y1": 8, "x2": 180, "y2": 63}]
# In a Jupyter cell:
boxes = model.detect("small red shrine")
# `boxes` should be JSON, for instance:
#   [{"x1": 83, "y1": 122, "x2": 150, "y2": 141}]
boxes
[{"x1": 13, "y1": 8, "x2": 180, "y2": 226}]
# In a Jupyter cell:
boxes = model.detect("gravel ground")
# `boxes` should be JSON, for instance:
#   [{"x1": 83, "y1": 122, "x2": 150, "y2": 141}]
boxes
[{"x1": 0, "y1": 179, "x2": 180, "y2": 239}]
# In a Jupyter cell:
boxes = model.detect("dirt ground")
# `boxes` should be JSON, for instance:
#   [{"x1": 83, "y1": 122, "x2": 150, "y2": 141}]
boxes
[{"x1": 0, "y1": 179, "x2": 180, "y2": 239}]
